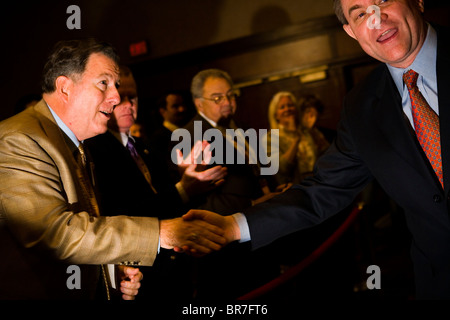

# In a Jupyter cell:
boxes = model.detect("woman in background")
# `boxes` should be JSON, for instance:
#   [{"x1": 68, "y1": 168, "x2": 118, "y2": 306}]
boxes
[{"x1": 265, "y1": 92, "x2": 330, "y2": 186}]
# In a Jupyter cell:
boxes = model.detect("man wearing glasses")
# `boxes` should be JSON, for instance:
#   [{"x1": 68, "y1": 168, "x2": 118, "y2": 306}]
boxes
[{"x1": 180, "y1": 68, "x2": 280, "y2": 300}]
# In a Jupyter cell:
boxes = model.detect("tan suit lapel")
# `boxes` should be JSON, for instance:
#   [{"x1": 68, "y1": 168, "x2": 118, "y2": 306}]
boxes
[{"x1": 34, "y1": 100, "x2": 100, "y2": 217}]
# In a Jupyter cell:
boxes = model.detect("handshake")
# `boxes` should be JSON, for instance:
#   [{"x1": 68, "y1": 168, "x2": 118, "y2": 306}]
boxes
[{"x1": 159, "y1": 210, "x2": 241, "y2": 256}]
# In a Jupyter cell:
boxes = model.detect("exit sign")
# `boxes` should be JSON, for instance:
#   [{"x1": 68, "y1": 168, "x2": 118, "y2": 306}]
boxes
[{"x1": 129, "y1": 41, "x2": 148, "y2": 57}]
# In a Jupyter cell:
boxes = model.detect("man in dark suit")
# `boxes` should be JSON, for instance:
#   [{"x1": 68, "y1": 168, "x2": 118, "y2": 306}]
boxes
[
  {"x1": 185, "y1": 0, "x2": 450, "y2": 299},
  {"x1": 184, "y1": 69, "x2": 279, "y2": 214},
  {"x1": 149, "y1": 91, "x2": 193, "y2": 184},
  {"x1": 179, "y1": 69, "x2": 281, "y2": 299},
  {"x1": 85, "y1": 65, "x2": 227, "y2": 299}
]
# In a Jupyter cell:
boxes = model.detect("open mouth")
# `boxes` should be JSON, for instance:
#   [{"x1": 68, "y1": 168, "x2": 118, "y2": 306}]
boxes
[
  {"x1": 377, "y1": 28, "x2": 398, "y2": 43},
  {"x1": 99, "y1": 110, "x2": 112, "y2": 118}
]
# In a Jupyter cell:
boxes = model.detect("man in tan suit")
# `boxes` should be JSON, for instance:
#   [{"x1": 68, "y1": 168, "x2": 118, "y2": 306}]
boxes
[{"x1": 0, "y1": 38, "x2": 225, "y2": 300}]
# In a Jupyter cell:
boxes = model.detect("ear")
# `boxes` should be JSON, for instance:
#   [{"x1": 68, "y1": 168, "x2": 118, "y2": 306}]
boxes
[
  {"x1": 55, "y1": 76, "x2": 72, "y2": 103},
  {"x1": 343, "y1": 24, "x2": 357, "y2": 40},
  {"x1": 194, "y1": 98, "x2": 203, "y2": 112}
]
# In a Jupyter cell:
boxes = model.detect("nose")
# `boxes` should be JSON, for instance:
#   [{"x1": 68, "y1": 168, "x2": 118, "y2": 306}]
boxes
[
  {"x1": 121, "y1": 96, "x2": 134, "y2": 107},
  {"x1": 109, "y1": 86, "x2": 121, "y2": 107},
  {"x1": 225, "y1": 95, "x2": 235, "y2": 104},
  {"x1": 366, "y1": 5, "x2": 383, "y2": 29}
]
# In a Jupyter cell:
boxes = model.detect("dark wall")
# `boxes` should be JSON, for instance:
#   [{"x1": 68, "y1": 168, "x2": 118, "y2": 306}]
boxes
[{"x1": 1, "y1": 0, "x2": 449, "y2": 127}]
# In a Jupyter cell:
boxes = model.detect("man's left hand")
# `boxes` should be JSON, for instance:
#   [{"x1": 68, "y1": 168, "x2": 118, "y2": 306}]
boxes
[{"x1": 119, "y1": 266, "x2": 143, "y2": 300}]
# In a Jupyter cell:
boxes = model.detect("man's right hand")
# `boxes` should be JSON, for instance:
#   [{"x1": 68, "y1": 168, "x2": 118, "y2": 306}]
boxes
[
  {"x1": 174, "y1": 210, "x2": 241, "y2": 255},
  {"x1": 159, "y1": 216, "x2": 227, "y2": 257}
]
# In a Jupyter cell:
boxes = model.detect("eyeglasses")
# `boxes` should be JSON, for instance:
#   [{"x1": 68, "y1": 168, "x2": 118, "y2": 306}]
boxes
[{"x1": 201, "y1": 93, "x2": 237, "y2": 105}]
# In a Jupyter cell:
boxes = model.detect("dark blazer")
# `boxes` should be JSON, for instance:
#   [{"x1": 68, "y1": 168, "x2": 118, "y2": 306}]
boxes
[
  {"x1": 85, "y1": 130, "x2": 186, "y2": 219},
  {"x1": 244, "y1": 25, "x2": 450, "y2": 299},
  {"x1": 182, "y1": 113, "x2": 264, "y2": 215},
  {"x1": 149, "y1": 124, "x2": 183, "y2": 184},
  {"x1": 180, "y1": 114, "x2": 279, "y2": 300},
  {"x1": 85, "y1": 130, "x2": 194, "y2": 300}
]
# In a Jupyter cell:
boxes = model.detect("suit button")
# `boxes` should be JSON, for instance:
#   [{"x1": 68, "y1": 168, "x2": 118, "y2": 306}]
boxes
[{"x1": 433, "y1": 194, "x2": 442, "y2": 203}]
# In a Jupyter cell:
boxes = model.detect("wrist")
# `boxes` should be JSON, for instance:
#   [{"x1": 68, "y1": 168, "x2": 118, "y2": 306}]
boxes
[
  {"x1": 228, "y1": 215, "x2": 241, "y2": 242},
  {"x1": 158, "y1": 219, "x2": 172, "y2": 249}
]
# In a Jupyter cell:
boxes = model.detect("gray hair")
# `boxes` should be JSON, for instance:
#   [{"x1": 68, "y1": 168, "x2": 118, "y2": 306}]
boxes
[{"x1": 191, "y1": 69, "x2": 234, "y2": 100}]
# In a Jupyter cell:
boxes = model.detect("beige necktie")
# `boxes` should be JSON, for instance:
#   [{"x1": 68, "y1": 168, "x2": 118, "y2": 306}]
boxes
[
  {"x1": 77, "y1": 143, "x2": 100, "y2": 217},
  {"x1": 77, "y1": 143, "x2": 111, "y2": 300},
  {"x1": 216, "y1": 121, "x2": 269, "y2": 193}
]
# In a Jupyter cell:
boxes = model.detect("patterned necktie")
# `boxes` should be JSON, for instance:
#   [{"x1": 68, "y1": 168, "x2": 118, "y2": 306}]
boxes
[
  {"x1": 216, "y1": 120, "x2": 269, "y2": 193},
  {"x1": 403, "y1": 69, "x2": 443, "y2": 188},
  {"x1": 126, "y1": 138, "x2": 157, "y2": 193},
  {"x1": 77, "y1": 143, "x2": 100, "y2": 216},
  {"x1": 77, "y1": 143, "x2": 111, "y2": 300}
]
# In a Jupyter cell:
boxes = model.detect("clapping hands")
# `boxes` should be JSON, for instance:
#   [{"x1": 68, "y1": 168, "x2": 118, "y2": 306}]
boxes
[{"x1": 177, "y1": 140, "x2": 228, "y2": 196}]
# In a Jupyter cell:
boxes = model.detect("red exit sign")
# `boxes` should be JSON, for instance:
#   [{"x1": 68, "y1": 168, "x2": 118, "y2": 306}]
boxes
[{"x1": 129, "y1": 41, "x2": 148, "y2": 57}]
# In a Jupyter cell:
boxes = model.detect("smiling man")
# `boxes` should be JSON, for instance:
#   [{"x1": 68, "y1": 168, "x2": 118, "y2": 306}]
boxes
[
  {"x1": 341, "y1": 0, "x2": 427, "y2": 68},
  {"x1": 184, "y1": 1, "x2": 450, "y2": 299},
  {"x1": 0, "y1": 38, "x2": 226, "y2": 300}
]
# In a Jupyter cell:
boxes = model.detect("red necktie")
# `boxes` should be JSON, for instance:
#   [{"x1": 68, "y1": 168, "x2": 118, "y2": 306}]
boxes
[{"x1": 403, "y1": 69, "x2": 443, "y2": 188}]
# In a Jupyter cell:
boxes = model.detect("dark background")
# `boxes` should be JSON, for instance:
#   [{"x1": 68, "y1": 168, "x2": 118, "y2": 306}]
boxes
[
  {"x1": 1, "y1": 0, "x2": 450, "y2": 302},
  {"x1": 1, "y1": 0, "x2": 449, "y2": 132}
]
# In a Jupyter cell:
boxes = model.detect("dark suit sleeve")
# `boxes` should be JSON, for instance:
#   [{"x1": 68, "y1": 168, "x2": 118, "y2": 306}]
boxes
[{"x1": 244, "y1": 105, "x2": 374, "y2": 250}]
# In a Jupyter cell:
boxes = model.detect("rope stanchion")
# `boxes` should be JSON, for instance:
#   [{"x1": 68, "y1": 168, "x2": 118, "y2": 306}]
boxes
[{"x1": 237, "y1": 202, "x2": 364, "y2": 300}]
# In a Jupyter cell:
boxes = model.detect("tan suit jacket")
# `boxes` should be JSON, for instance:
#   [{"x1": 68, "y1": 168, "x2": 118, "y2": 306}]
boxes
[{"x1": 0, "y1": 100, "x2": 159, "y2": 299}]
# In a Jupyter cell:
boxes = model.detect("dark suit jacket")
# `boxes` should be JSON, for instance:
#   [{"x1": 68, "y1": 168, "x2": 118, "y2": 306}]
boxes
[
  {"x1": 85, "y1": 130, "x2": 186, "y2": 219},
  {"x1": 149, "y1": 124, "x2": 183, "y2": 184},
  {"x1": 182, "y1": 114, "x2": 264, "y2": 215},
  {"x1": 180, "y1": 114, "x2": 280, "y2": 299},
  {"x1": 244, "y1": 25, "x2": 450, "y2": 299},
  {"x1": 85, "y1": 130, "x2": 194, "y2": 300}
]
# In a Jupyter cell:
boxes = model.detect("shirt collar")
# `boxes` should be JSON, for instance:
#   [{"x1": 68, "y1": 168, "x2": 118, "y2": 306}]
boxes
[
  {"x1": 109, "y1": 129, "x2": 133, "y2": 147},
  {"x1": 163, "y1": 120, "x2": 179, "y2": 132},
  {"x1": 198, "y1": 111, "x2": 217, "y2": 128},
  {"x1": 47, "y1": 103, "x2": 81, "y2": 147},
  {"x1": 387, "y1": 23, "x2": 437, "y2": 94}
]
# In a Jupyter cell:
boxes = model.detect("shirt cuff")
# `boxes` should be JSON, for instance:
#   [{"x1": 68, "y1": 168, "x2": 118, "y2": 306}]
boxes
[
  {"x1": 175, "y1": 182, "x2": 189, "y2": 203},
  {"x1": 232, "y1": 212, "x2": 251, "y2": 243}
]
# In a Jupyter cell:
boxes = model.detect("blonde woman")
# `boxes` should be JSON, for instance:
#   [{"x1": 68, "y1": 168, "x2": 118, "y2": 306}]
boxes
[{"x1": 264, "y1": 92, "x2": 330, "y2": 186}]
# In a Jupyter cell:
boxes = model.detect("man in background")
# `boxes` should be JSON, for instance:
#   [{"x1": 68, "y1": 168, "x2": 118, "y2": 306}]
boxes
[
  {"x1": 0, "y1": 38, "x2": 225, "y2": 300},
  {"x1": 186, "y1": 0, "x2": 450, "y2": 299},
  {"x1": 85, "y1": 65, "x2": 227, "y2": 299}
]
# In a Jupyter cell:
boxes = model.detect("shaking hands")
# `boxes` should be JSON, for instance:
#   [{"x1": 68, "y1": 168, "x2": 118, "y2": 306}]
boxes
[
  {"x1": 159, "y1": 214, "x2": 226, "y2": 256},
  {"x1": 160, "y1": 210, "x2": 241, "y2": 256}
]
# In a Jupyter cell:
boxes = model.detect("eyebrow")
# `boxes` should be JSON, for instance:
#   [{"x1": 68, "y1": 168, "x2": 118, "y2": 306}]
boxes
[
  {"x1": 348, "y1": 4, "x2": 362, "y2": 17},
  {"x1": 98, "y1": 72, "x2": 120, "y2": 84},
  {"x1": 98, "y1": 72, "x2": 116, "y2": 79},
  {"x1": 210, "y1": 89, "x2": 233, "y2": 96}
]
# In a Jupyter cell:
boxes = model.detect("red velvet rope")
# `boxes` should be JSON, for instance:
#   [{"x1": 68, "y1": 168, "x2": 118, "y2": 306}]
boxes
[{"x1": 237, "y1": 202, "x2": 364, "y2": 300}]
